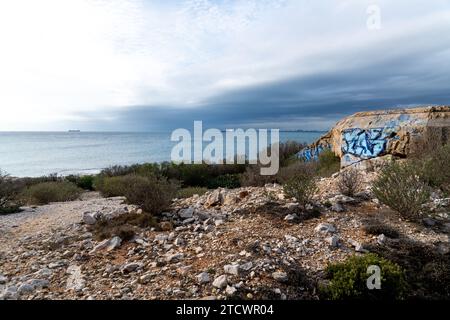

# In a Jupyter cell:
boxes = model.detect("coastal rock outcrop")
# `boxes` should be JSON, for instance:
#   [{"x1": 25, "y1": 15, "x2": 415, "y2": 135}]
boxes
[{"x1": 298, "y1": 106, "x2": 450, "y2": 168}]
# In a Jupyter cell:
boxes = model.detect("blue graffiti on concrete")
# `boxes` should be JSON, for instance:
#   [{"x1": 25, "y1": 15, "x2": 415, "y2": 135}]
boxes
[
  {"x1": 341, "y1": 128, "x2": 395, "y2": 159},
  {"x1": 298, "y1": 143, "x2": 329, "y2": 161}
]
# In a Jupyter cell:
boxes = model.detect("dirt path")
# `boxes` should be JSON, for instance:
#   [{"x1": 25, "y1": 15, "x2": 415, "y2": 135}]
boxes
[{"x1": 0, "y1": 192, "x2": 126, "y2": 252}]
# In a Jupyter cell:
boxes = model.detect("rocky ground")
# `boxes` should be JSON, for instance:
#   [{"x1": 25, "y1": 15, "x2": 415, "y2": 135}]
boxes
[{"x1": 1, "y1": 172, "x2": 449, "y2": 300}]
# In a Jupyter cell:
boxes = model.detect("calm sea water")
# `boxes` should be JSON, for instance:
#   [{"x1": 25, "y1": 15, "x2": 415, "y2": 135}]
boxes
[{"x1": 0, "y1": 131, "x2": 323, "y2": 177}]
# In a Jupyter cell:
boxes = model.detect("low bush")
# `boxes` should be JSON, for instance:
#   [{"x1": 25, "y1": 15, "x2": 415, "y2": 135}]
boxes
[
  {"x1": 240, "y1": 165, "x2": 275, "y2": 187},
  {"x1": 278, "y1": 141, "x2": 307, "y2": 167},
  {"x1": 417, "y1": 143, "x2": 450, "y2": 194},
  {"x1": 283, "y1": 172, "x2": 318, "y2": 210},
  {"x1": 276, "y1": 161, "x2": 318, "y2": 184},
  {"x1": 92, "y1": 212, "x2": 158, "y2": 241},
  {"x1": 337, "y1": 168, "x2": 364, "y2": 197},
  {"x1": 368, "y1": 239, "x2": 450, "y2": 299},
  {"x1": 207, "y1": 174, "x2": 241, "y2": 189},
  {"x1": 317, "y1": 149, "x2": 340, "y2": 177},
  {"x1": 0, "y1": 170, "x2": 25, "y2": 213},
  {"x1": 372, "y1": 161, "x2": 431, "y2": 221},
  {"x1": 321, "y1": 254, "x2": 406, "y2": 300},
  {"x1": 0, "y1": 205, "x2": 23, "y2": 215},
  {"x1": 94, "y1": 175, "x2": 125, "y2": 197},
  {"x1": 20, "y1": 173, "x2": 61, "y2": 187},
  {"x1": 177, "y1": 187, "x2": 208, "y2": 199},
  {"x1": 21, "y1": 181, "x2": 82, "y2": 205},
  {"x1": 65, "y1": 175, "x2": 95, "y2": 190},
  {"x1": 96, "y1": 174, "x2": 178, "y2": 215},
  {"x1": 362, "y1": 219, "x2": 400, "y2": 238}
]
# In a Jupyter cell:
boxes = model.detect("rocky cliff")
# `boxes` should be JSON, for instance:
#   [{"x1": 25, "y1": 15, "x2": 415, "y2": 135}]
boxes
[{"x1": 298, "y1": 106, "x2": 450, "y2": 168}]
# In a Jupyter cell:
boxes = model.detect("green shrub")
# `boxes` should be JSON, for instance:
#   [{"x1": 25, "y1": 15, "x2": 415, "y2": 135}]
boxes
[
  {"x1": 362, "y1": 219, "x2": 400, "y2": 238},
  {"x1": 65, "y1": 175, "x2": 95, "y2": 190},
  {"x1": 207, "y1": 174, "x2": 241, "y2": 189},
  {"x1": 417, "y1": 143, "x2": 450, "y2": 194},
  {"x1": 278, "y1": 141, "x2": 307, "y2": 167},
  {"x1": 321, "y1": 254, "x2": 406, "y2": 300},
  {"x1": 276, "y1": 161, "x2": 318, "y2": 184},
  {"x1": 317, "y1": 149, "x2": 340, "y2": 177},
  {"x1": 96, "y1": 174, "x2": 178, "y2": 215},
  {"x1": 372, "y1": 162, "x2": 430, "y2": 221},
  {"x1": 0, "y1": 205, "x2": 23, "y2": 215},
  {"x1": 98, "y1": 162, "x2": 246, "y2": 189},
  {"x1": 21, "y1": 181, "x2": 82, "y2": 205},
  {"x1": 283, "y1": 172, "x2": 318, "y2": 210},
  {"x1": 177, "y1": 187, "x2": 208, "y2": 199},
  {"x1": 337, "y1": 168, "x2": 364, "y2": 197},
  {"x1": 240, "y1": 165, "x2": 275, "y2": 187},
  {"x1": 93, "y1": 175, "x2": 123, "y2": 197},
  {"x1": 20, "y1": 173, "x2": 61, "y2": 187},
  {"x1": 368, "y1": 239, "x2": 450, "y2": 299},
  {"x1": 0, "y1": 170, "x2": 25, "y2": 213}
]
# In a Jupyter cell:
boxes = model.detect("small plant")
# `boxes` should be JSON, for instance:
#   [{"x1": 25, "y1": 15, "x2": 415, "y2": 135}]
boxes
[
  {"x1": 177, "y1": 187, "x2": 208, "y2": 199},
  {"x1": 65, "y1": 175, "x2": 95, "y2": 190},
  {"x1": 321, "y1": 254, "x2": 406, "y2": 300},
  {"x1": 283, "y1": 172, "x2": 318, "y2": 210},
  {"x1": 278, "y1": 141, "x2": 307, "y2": 166},
  {"x1": 337, "y1": 168, "x2": 364, "y2": 197},
  {"x1": 276, "y1": 161, "x2": 318, "y2": 184},
  {"x1": 317, "y1": 149, "x2": 340, "y2": 177},
  {"x1": 362, "y1": 219, "x2": 400, "y2": 238},
  {"x1": 262, "y1": 187, "x2": 278, "y2": 203},
  {"x1": 0, "y1": 170, "x2": 25, "y2": 214},
  {"x1": 417, "y1": 143, "x2": 450, "y2": 194},
  {"x1": 21, "y1": 181, "x2": 82, "y2": 205},
  {"x1": 240, "y1": 165, "x2": 275, "y2": 187},
  {"x1": 96, "y1": 174, "x2": 178, "y2": 215},
  {"x1": 372, "y1": 161, "x2": 430, "y2": 221},
  {"x1": 368, "y1": 238, "x2": 450, "y2": 299},
  {"x1": 207, "y1": 174, "x2": 241, "y2": 189}
]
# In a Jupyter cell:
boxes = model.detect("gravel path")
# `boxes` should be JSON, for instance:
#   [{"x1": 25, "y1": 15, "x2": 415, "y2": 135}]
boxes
[{"x1": 0, "y1": 192, "x2": 127, "y2": 251}]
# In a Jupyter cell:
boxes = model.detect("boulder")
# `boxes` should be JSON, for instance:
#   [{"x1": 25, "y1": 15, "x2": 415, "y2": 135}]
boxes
[
  {"x1": 121, "y1": 262, "x2": 142, "y2": 274},
  {"x1": 326, "y1": 235, "x2": 340, "y2": 247},
  {"x1": 165, "y1": 252, "x2": 184, "y2": 263},
  {"x1": 196, "y1": 272, "x2": 211, "y2": 284},
  {"x1": 225, "y1": 285, "x2": 237, "y2": 296},
  {"x1": 239, "y1": 262, "x2": 253, "y2": 272},
  {"x1": 106, "y1": 236, "x2": 122, "y2": 251},
  {"x1": 179, "y1": 207, "x2": 194, "y2": 219},
  {"x1": 205, "y1": 189, "x2": 224, "y2": 207},
  {"x1": 297, "y1": 106, "x2": 450, "y2": 168},
  {"x1": 66, "y1": 265, "x2": 85, "y2": 291},
  {"x1": 284, "y1": 214, "x2": 298, "y2": 223},
  {"x1": 224, "y1": 264, "x2": 240, "y2": 276},
  {"x1": 82, "y1": 211, "x2": 100, "y2": 225},
  {"x1": 314, "y1": 223, "x2": 336, "y2": 234},
  {"x1": 212, "y1": 275, "x2": 228, "y2": 289}
]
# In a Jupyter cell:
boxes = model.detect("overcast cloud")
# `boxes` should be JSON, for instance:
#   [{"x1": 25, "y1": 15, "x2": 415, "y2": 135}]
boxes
[{"x1": 0, "y1": 0, "x2": 449, "y2": 131}]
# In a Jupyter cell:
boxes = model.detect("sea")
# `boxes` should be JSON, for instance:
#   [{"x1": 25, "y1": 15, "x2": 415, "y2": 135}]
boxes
[{"x1": 0, "y1": 131, "x2": 324, "y2": 177}]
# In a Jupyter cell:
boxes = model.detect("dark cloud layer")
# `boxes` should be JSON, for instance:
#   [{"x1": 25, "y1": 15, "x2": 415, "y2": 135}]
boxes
[
  {"x1": 75, "y1": 63, "x2": 450, "y2": 132},
  {"x1": 70, "y1": 15, "x2": 450, "y2": 132}
]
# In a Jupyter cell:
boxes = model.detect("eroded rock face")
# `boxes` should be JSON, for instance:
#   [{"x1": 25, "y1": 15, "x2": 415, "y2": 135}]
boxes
[{"x1": 298, "y1": 106, "x2": 450, "y2": 168}]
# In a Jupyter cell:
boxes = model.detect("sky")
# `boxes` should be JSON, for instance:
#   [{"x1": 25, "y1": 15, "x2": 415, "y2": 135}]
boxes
[{"x1": 0, "y1": 0, "x2": 450, "y2": 131}]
